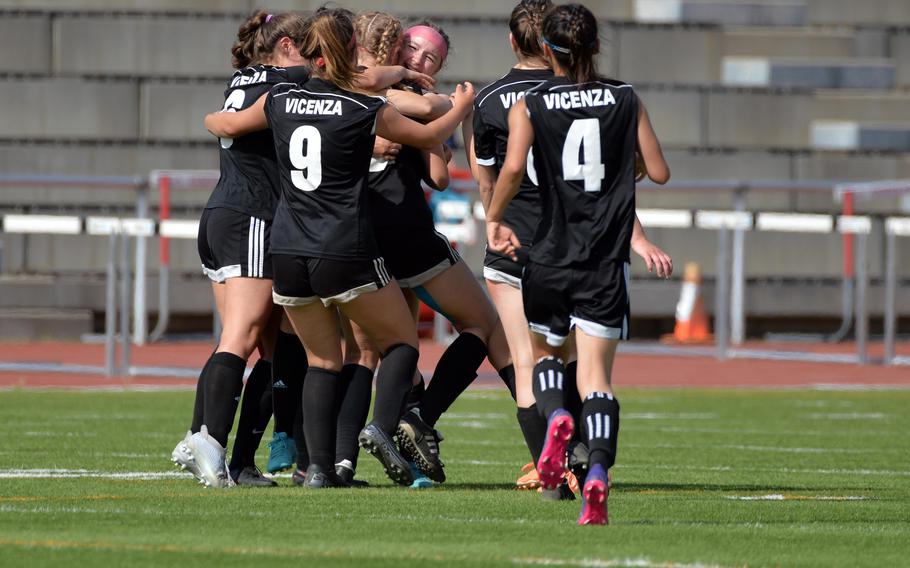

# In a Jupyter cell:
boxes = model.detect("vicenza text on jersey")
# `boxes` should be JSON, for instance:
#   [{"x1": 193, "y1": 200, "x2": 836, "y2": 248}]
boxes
[
  {"x1": 285, "y1": 98, "x2": 343, "y2": 116},
  {"x1": 542, "y1": 88, "x2": 617, "y2": 111}
]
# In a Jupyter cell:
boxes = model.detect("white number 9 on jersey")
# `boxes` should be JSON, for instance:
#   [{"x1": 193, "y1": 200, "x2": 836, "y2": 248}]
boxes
[
  {"x1": 219, "y1": 89, "x2": 246, "y2": 149},
  {"x1": 289, "y1": 125, "x2": 323, "y2": 191}
]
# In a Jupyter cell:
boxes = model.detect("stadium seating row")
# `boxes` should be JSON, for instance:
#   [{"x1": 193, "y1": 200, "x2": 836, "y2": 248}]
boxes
[
  {"x1": 4, "y1": 0, "x2": 910, "y2": 26},
  {"x1": 3, "y1": 15, "x2": 910, "y2": 85},
  {"x1": 6, "y1": 77, "x2": 910, "y2": 151}
]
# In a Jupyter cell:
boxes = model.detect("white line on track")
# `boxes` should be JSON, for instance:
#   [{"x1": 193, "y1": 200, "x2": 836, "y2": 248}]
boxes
[{"x1": 512, "y1": 557, "x2": 731, "y2": 568}]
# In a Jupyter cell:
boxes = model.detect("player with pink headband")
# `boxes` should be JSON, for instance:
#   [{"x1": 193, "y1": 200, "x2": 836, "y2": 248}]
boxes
[{"x1": 402, "y1": 23, "x2": 449, "y2": 76}]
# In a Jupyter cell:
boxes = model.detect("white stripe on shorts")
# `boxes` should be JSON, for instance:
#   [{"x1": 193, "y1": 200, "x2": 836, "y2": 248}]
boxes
[
  {"x1": 248, "y1": 217, "x2": 256, "y2": 277},
  {"x1": 258, "y1": 219, "x2": 265, "y2": 277}
]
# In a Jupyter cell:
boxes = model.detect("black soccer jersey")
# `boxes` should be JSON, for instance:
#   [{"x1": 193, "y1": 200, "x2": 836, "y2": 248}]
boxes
[
  {"x1": 522, "y1": 76, "x2": 639, "y2": 267},
  {"x1": 205, "y1": 64, "x2": 310, "y2": 220},
  {"x1": 264, "y1": 78, "x2": 387, "y2": 261},
  {"x1": 474, "y1": 68, "x2": 553, "y2": 245},
  {"x1": 368, "y1": 144, "x2": 434, "y2": 232}
]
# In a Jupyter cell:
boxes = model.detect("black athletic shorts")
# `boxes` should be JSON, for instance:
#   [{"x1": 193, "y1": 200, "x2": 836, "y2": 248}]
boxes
[
  {"x1": 522, "y1": 257, "x2": 631, "y2": 347},
  {"x1": 197, "y1": 207, "x2": 272, "y2": 282},
  {"x1": 375, "y1": 226, "x2": 460, "y2": 288},
  {"x1": 271, "y1": 254, "x2": 392, "y2": 307},
  {"x1": 482, "y1": 246, "x2": 529, "y2": 289}
]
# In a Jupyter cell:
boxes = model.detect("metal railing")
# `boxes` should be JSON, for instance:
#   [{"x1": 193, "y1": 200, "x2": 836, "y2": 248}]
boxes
[{"x1": 1, "y1": 173, "x2": 908, "y2": 377}]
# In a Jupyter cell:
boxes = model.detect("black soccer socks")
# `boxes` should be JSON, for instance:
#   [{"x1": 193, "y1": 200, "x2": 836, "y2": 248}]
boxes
[
  {"x1": 302, "y1": 367, "x2": 340, "y2": 470},
  {"x1": 372, "y1": 344, "x2": 419, "y2": 433},
  {"x1": 229, "y1": 359, "x2": 272, "y2": 471},
  {"x1": 517, "y1": 404, "x2": 548, "y2": 464},
  {"x1": 531, "y1": 356, "x2": 567, "y2": 419},
  {"x1": 419, "y1": 332, "x2": 487, "y2": 426},
  {"x1": 582, "y1": 392, "x2": 620, "y2": 470},
  {"x1": 335, "y1": 364, "x2": 374, "y2": 469},
  {"x1": 498, "y1": 364, "x2": 517, "y2": 401},
  {"x1": 202, "y1": 351, "x2": 246, "y2": 447},
  {"x1": 272, "y1": 331, "x2": 307, "y2": 436}
]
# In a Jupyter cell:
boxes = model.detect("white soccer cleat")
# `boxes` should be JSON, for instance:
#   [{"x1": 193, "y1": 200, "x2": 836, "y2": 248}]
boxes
[
  {"x1": 188, "y1": 425, "x2": 235, "y2": 488},
  {"x1": 171, "y1": 430, "x2": 204, "y2": 482}
]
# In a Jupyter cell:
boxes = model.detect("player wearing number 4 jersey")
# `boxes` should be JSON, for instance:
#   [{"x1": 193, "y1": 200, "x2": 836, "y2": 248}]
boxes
[
  {"x1": 205, "y1": 7, "x2": 475, "y2": 488},
  {"x1": 486, "y1": 3, "x2": 670, "y2": 525}
]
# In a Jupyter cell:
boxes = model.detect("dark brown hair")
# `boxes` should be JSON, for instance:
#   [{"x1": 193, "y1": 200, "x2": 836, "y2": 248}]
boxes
[
  {"x1": 541, "y1": 3, "x2": 599, "y2": 83},
  {"x1": 509, "y1": 0, "x2": 553, "y2": 59},
  {"x1": 354, "y1": 11, "x2": 403, "y2": 66},
  {"x1": 230, "y1": 10, "x2": 309, "y2": 69},
  {"x1": 300, "y1": 7, "x2": 359, "y2": 91}
]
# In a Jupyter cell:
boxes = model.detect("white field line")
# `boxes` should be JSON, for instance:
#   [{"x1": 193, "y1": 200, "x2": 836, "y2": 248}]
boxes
[
  {"x1": 0, "y1": 469, "x2": 187, "y2": 480},
  {"x1": 632, "y1": 425, "x2": 902, "y2": 437},
  {"x1": 623, "y1": 442, "x2": 900, "y2": 455},
  {"x1": 625, "y1": 413, "x2": 718, "y2": 420},
  {"x1": 725, "y1": 495, "x2": 867, "y2": 501},
  {"x1": 620, "y1": 463, "x2": 910, "y2": 477},
  {"x1": 513, "y1": 557, "x2": 732, "y2": 568},
  {"x1": 0, "y1": 385, "x2": 195, "y2": 393},
  {"x1": 803, "y1": 412, "x2": 887, "y2": 420}
]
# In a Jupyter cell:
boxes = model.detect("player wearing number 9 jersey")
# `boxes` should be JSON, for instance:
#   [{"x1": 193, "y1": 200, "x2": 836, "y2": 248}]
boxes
[
  {"x1": 204, "y1": 7, "x2": 475, "y2": 487},
  {"x1": 486, "y1": 3, "x2": 670, "y2": 524}
]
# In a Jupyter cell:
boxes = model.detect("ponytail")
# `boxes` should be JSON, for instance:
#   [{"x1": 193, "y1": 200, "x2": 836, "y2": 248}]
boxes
[
  {"x1": 301, "y1": 8, "x2": 359, "y2": 91},
  {"x1": 231, "y1": 10, "x2": 309, "y2": 69},
  {"x1": 541, "y1": 3, "x2": 599, "y2": 84}
]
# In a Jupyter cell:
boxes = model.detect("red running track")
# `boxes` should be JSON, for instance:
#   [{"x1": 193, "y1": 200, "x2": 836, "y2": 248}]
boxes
[{"x1": 0, "y1": 340, "x2": 908, "y2": 390}]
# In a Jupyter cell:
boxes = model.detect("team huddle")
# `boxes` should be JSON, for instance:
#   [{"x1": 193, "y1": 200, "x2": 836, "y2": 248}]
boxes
[{"x1": 170, "y1": 1, "x2": 673, "y2": 526}]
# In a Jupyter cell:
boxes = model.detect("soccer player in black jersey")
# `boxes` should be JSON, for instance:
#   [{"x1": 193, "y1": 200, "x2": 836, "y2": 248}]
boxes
[
  {"x1": 469, "y1": 1, "x2": 672, "y2": 498},
  {"x1": 204, "y1": 8, "x2": 475, "y2": 488},
  {"x1": 486, "y1": 4, "x2": 671, "y2": 524},
  {"x1": 173, "y1": 10, "x2": 436, "y2": 489},
  {"x1": 339, "y1": 17, "x2": 518, "y2": 486},
  {"x1": 170, "y1": 11, "x2": 314, "y2": 489}
]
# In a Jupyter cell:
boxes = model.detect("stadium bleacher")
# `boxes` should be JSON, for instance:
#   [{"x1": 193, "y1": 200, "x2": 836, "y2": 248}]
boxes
[{"x1": 0, "y1": 0, "x2": 909, "y2": 338}]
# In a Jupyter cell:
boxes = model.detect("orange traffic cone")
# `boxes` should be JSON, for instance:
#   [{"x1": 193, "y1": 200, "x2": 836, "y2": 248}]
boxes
[{"x1": 662, "y1": 262, "x2": 713, "y2": 344}]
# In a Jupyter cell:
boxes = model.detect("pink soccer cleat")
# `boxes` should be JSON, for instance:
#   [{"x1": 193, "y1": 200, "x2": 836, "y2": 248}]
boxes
[
  {"x1": 536, "y1": 409, "x2": 574, "y2": 490},
  {"x1": 578, "y1": 463, "x2": 610, "y2": 525}
]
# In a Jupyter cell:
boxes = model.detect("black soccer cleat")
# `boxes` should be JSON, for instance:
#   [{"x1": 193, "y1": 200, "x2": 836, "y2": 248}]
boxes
[
  {"x1": 230, "y1": 466, "x2": 278, "y2": 487},
  {"x1": 335, "y1": 463, "x2": 370, "y2": 488},
  {"x1": 567, "y1": 440, "x2": 590, "y2": 486},
  {"x1": 396, "y1": 410, "x2": 446, "y2": 483},
  {"x1": 358, "y1": 422, "x2": 414, "y2": 486},
  {"x1": 540, "y1": 479, "x2": 576, "y2": 501},
  {"x1": 301, "y1": 464, "x2": 348, "y2": 489}
]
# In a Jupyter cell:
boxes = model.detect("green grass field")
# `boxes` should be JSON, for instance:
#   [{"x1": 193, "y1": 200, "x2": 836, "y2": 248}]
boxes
[{"x1": 1, "y1": 387, "x2": 908, "y2": 567}]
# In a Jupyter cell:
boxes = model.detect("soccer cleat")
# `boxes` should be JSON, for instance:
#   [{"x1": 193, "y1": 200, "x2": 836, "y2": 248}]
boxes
[
  {"x1": 301, "y1": 464, "x2": 343, "y2": 489},
  {"x1": 540, "y1": 478, "x2": 576, "y2": 501},
  {"x1": 537, "y1": 409, "x2": 574, "y2": 490},
  {"x1": 171, "y1": 430, "x2": 203, "y2": 482},
  {"x1": 567, "y1": 441, "x2": 589, "y2": 484},
  {"x1": 231, "y1": 465, "x2": 277, "y2": 487},
  {"x1": 578, "y1": 463, "x2": 610, "y2": 525},
  {"x1": 358, "y1": 422, "x2": 413, "y2": 486},
  {"x1": 266, "y1": 431, "x2": 297, "y2": 473},
  {"x1": 188, "y1": 425, "x2": 235, "y2": 489},
  {"x1": 516, "y1": 462, "x2": 541, "y2": 490},
  {"x1": 291, "y1": 468, "x2": 308, "y2": 486},
  {"x1": 565, "y1": 471, "x2": 580, "y2": 494},
  {"x1": 335, "y1": 461, "x2": 369, "y2": 488},
  {"x1": 396, "y1": 410, "x2": 445, "y2": 483},
  {"x1": 408, "y1": 462, "x2": 433, "y2": 489}
]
